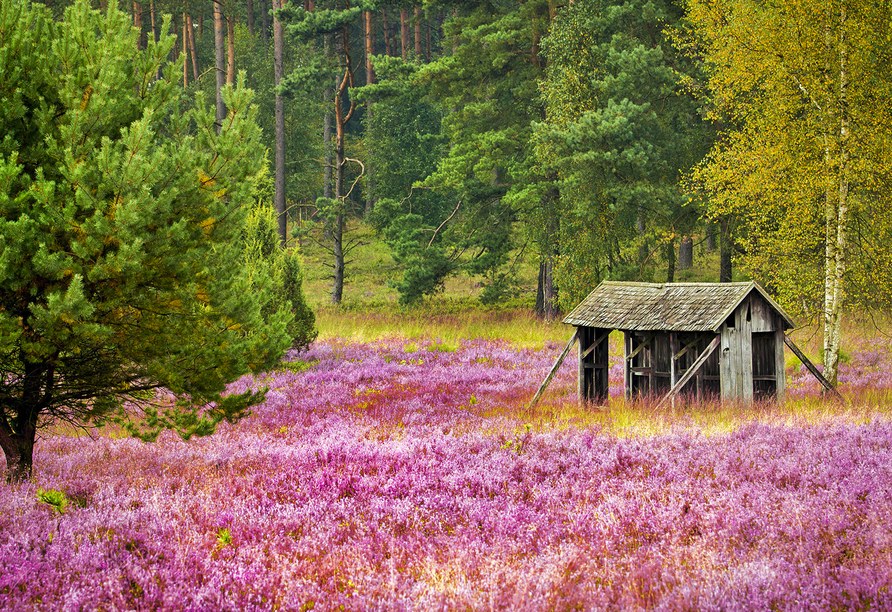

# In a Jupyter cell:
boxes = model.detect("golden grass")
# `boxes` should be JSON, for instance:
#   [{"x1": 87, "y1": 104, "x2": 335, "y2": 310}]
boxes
[
  {"x1": 315, "y1": 302, "x2": 570, "y2": 348},
  {"x1": 512, "y1": 391, "x2": 892, "y2": 441}
]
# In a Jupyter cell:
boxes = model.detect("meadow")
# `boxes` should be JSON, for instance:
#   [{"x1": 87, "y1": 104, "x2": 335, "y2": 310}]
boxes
[
  {"x1": 2, "y1": 316, "x2": 892, "y2": 610},
  {"x1": 3, "y1": 241, "x2": 892, "y2": 610}
]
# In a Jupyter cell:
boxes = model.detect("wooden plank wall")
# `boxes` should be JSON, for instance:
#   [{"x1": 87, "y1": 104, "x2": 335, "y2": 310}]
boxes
[
  {"x1": 612, "y1": 292, "x2": 789, "y2": 404},
  {"x1": 720, "y1": 296, "x2": 754, "y2": 401},
  {"x1": 774, "y1": 325, "x2": 786, "y2": 400},
  {"x1": 749, "y1": 295, "x2": 777, "y2": 333}
]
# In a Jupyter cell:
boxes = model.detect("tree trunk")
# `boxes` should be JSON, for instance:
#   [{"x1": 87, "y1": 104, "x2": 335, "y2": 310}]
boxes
[
  {"x1": 273, "y1": 0, "x2": 287, "y2": 247},
  {"x1": 706, "y1": 222, "x2": 717, "y2": 251},
  {"x1": 534, "y1": 259, "x2": 560, "y2": 320},
  {"x1": 364, "y1": 10, "x2": 374, "y2": 84},
  {"x1": 183, "y1": 13, "x2": 189, "y2": 87},
  {"x1": 186, "y1": 14, "x2": 199, "y2": 82},
  {"x1": 719, "y1": 217, "x2": 732, "y2": 282},
  {"x1": 823, "y1": 8, "x2": 849, "y2": 388},
  {"x1": 227, "y1": 13, "x2": 236, "y2": 84},
  {"x1": 665, "y1": 238, "x2": 677, "y2": 282},
  {"x1": 678, "y1": 236, "x2": 693, "y2": 270},
  {"x1": 0, "y1": 388, "x2": 39, "y2": 482},
  {"x1": 246, "y1": 0, "x2": 254, "y2": 36},
  {"x1": 149, "y1": 0, "x2": 157, "y2": 43},
  {"x1": 536, "y1": 263, "x2": 545, "y2": 315},
  {"x1": 133, "y1": 1, "x2": 143, "y2": 50},
  {"x1": 213, "y1": 0, "x2": 227, "y2": 127},
  {"x1": 382, "y1": 8, "x2": 391, "y2": 56},
  {"x1": 331, "y1": 70, "x2": 348, "y2": 304},
  {"x1": 331, "y1": 211, "x2": 345, "y2": 304},
  {"x1": 0, "y1": 425, "x2": 35, "y2": 483},
  {"x1": 364, "y1": 10, "x2": 375, "y2": 215},
  {"x1": 400, "y1": 9, "x2": 408, "y2": 60},
  {"x1": 543, "y1": 259, "x2": 558, "y2": 320},
  {"x1": 330, "y1": 23, "x2": 356, "y2": 304},
  {"x1": 414, "y1": 7, "x2": 422, "y2": 58}
]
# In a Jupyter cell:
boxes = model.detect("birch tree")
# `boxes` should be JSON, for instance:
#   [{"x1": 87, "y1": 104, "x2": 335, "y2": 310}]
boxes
[{"x1": 684, "y1": 0, "x2": 892, "y2": 385}]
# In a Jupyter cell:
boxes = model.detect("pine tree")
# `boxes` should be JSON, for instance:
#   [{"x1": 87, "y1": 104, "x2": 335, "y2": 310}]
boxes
[
  {"x1": 0, "y1": 0, "x2": 293, "y2": 480},
  {"x1": 354, "y1": 56, "x2": 455, "y2": 304},
  {"x1": 416, "y1": 0, "x2": 556, "y2": 308},
  {"x1": 538, "y1": 0, "x2": 714, "y2": 309},
  {"x1": 278, "y1": 0, "x2": 374, "y2": 304}
]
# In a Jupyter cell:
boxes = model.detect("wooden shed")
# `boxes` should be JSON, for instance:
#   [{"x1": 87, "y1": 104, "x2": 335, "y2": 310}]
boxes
[{"x1": 561, "y1": 281, "x2": 797, "y2": 405}]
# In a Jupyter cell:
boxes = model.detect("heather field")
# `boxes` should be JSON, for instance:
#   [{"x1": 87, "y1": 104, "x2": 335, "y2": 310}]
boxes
[{"x1": 3, "y1": 328, "x2": 892, "y2": 610}]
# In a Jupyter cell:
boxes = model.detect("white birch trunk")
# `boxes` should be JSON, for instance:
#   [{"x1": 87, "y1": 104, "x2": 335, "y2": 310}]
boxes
[{"x1": 823, "y1": 7, "x2": 849, "y2": 387}]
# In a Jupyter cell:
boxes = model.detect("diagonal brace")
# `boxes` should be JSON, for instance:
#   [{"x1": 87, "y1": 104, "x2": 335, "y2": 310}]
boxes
[{"x1": 655, "y1": 335, "x2": 721, "y2": 410}]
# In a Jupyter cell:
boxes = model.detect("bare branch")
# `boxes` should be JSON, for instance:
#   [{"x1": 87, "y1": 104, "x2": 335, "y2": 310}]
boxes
[
  {"x1": 340, "y1": 157, "x2": 365, "y2": 202},
  {"x1": 427, "y1": 199, "x2": 463, "y2": 249}
]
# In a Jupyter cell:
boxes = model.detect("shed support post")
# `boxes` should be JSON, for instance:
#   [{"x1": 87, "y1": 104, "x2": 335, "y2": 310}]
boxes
[
  {"x1": 578, "y1": 327, "x2": 589, "y2": 401},
  {"x1": 623, "y1": 332, "x2": 631, "y2": 401},
  {"x1": 527, "y1": 330, "x2": 579, "y2": 410},
  {"x1": 775, "y1": 327, "x2": 786, "y2": 401},
  {"x1": 669, "y1": 332, "x2": 678, "y2": 409},
  {"x1": 783, "y1": 335, "x2": 842, "y2": 400}
]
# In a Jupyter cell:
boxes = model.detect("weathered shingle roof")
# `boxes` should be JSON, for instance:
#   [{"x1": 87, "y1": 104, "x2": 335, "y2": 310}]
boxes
[{"x1": 562, "y1": 281, "x2": 795, "y2": 332}]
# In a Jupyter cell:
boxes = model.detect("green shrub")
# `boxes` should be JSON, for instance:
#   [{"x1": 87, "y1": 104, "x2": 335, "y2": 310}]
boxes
[
  {"x1": 37, "y1": 488, "x2": 68, "y2": 515},
  {"x1": 241, "y1": 205, "x2": 317, "y2": 351}
]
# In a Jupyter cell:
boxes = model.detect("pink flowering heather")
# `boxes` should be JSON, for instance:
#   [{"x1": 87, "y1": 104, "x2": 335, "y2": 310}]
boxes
[
  {"x1": 1, "y1": 337, "x2": 892, "y2": 611},
  {"x1": 788, "y1": 335, "x2": 892, "y2": 400}
]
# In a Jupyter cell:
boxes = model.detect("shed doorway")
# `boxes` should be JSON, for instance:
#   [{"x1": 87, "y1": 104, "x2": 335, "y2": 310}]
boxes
[{"x1": 752, "y1": 332, "x2": 779, "y2": 401}]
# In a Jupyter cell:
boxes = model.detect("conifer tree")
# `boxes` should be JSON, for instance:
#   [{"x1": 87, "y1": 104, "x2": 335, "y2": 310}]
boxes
[
  {"x1": 354, "y1": 56, "x2": 455, "y2": 304},
  {"x1": 414, "y1": 0, "x2": 556, "y2": 308},
  {"x1": 278, "y1": 0, "x2": 374, "y2": 304},
  {"x1": 538, "y1": 0, "x2": 714, "y2": 309},
  {"x1": 0, "y1": 0, "x2": 294, "y2": 480}
]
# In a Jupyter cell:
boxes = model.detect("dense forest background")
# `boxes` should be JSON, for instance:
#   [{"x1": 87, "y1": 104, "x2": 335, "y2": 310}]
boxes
[{"x1": 15, "y1": 0, "x2": 892, "y2": 385}]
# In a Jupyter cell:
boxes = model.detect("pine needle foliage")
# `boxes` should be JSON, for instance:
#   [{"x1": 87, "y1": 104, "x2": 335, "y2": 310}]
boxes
[{"x1": 0, "y1": 0, "x2": 294, "y2": 480}]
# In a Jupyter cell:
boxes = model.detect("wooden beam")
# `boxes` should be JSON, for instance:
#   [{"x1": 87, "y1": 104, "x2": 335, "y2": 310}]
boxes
[
  {"x1": 673, "y1": 336, "x2": 703, "y2": 361},
  {"x1": 655, "y1": 336, "x2": 721, "y2": 410},
  {"x1": 783, "y1": 335, "x2": 843, "y2": 400},
  {"x1": 626, "y1": 333, "x2": 654, "y2": 362},
  {"x1": 527, "y1": 330, "x2": 579, "y2": 410},
  {"x1": 580, "y1": 329, "x2": 611, "y2": 360},
  {"x1": 669, "y1": 332, "x2": 678, "y2": 409}
]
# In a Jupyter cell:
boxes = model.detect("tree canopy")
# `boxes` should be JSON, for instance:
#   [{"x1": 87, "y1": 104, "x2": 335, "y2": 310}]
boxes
[
  {"x1": 0, "y1": 0, "x2": 296, "y2": 480},
  {"x1": 683, "y1": 0, "x2": 892, "y2": 383},
  {"x1": 538, "y1": 0, "x2": 714, "y2": 310}
]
